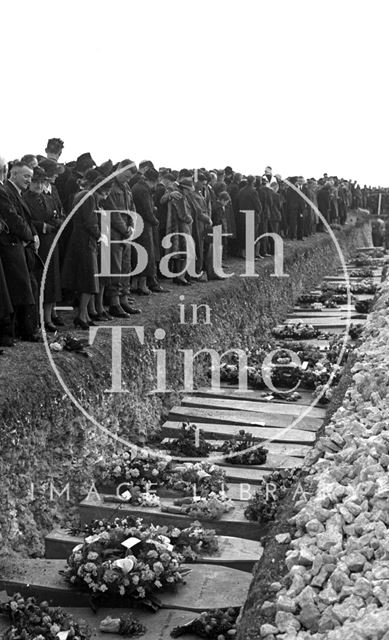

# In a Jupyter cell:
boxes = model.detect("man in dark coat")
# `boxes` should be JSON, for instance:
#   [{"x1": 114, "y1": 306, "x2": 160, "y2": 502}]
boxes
[
  {"x1": 0, "y1": 158, "x2": 14, "y2": 347},
  {"x1": 316, "y1": 182, "x2": 332, "y2": 231},
  {"x1": 257, "y1": 177, "x2": 273, "y2": 254},
  {"x1": 0, "y1": 160, "x2": 40, "y2": 340},
  {"x1": 103, "y1": 159, "x2": 140, "y2": 317},
  {"x1": 237, "y1": 175, "x2": 262, "y2": 258},
  {"x1": 285, "y1": 177, "x2": 304, "y2": 240},
  {"x1": 228, "y1": 172, "x2": 242, "y2": 256},
  {"x1": 131, "y1": 167, "x2": 164, "y2": 294}
]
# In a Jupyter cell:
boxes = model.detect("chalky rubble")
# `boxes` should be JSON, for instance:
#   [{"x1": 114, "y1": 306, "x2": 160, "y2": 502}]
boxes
[{"x1": 260, "y1": 274, "x2": 389, "y2": 640}]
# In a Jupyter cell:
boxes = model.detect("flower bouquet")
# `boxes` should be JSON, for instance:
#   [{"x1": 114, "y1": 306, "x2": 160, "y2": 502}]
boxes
[
  {"x1": 163, "y1": 423, "x2": 215, "y2": 458},
  {"x1": 324, "y1": 293, "x2": 351, "y2": 305},
  {"x1": 322, "y1": 280, "x2": 377, "y2": 295},
  {"x1": 244, "y1": 469, "x2": 302, "y2": 523},
  {"x1": 263, "y1": 349, "x2": 303, "y2": 389},
  {"x1": 164, "y1": 462, "x2": 227, "y2": 496},
  {"x1": 326, "y1": 334, "x2": 353, "y2": 364},
  {"x1": 99, "y1": 614, "x2": 146, "y2": 637},
  {"x1": 219, "y1": 429, "x2": 268, "y2": 465},
  {"x1": 162, "y1": 493, "x2": 234, "y2": 521},
  {"x1": 297, "y1": 292, "x2": 323, "y2": 304},
  {"x1": 348, "y1": 323, "x2": 364, "y2": 340},
  {"x1": 348, "y1": 267, "x2": 375, "y2": 278},
  {"x1": 313, "y1": 384, "x2": 333, "y2": 404},
  {"x1": 70, "y1": 516, "x2": 141, "y2": 537},
  {"x1": 170, "y1": 607, "x2": 240, "y2": 638},
  {"x1": 353, "y1": 252, "x2": 383, "y2": 266},
  {"x1": 301, "y1": 361, "x2": 342, "y2": 390},
  {"x1": 70, "y1": 518, "x2": 219, "y2": 563},
  {"x1": 103, "y1": 486, "x2": 161, "y2": 508},
  {"x1": 0, "y1": 594, "x2": 91, "y2": 640},
  {"x1": 168, "y1": 521, "x2": 219, "y2": 561},
  {"x1": 96, "y1": 450, "x2": 171, "y2": 492},
  {"x1": 62, "y1": 522, "x2": 188, "y2": 610},
  {"x1": 354, "y1": 299, "x2": 372, "y2": 314},
  {"x1": 271, "y1": 323, "x2": 322, "y2": 340},
  {"x1": 322, "y1": 297, "x2": 338, "y2": 308},
  {"x1": 218, "y1": 362, "x2": 240, "y2": 385}
]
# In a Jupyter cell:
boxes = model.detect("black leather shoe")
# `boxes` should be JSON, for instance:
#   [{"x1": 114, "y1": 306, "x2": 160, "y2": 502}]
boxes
[
  {"x1": 120, "y1": 301, "x2": 141, "y2": 314},
  {"x1": 136, "y1": 288, "x2": 152, "y2": 296},
  {"x1": 44, "y1": 322, "x2": 58, "y2": 333},
  {"x1": 74, "y1": 317, "x2": 89, "y2": 330},
  {"x1": 173, "y1": 278, "x2": 191, "y2": 286},
  {"x1": 108, "y1": 305, "x2": 131, "y2": 318},
  {"x1": 149, "y1": 284, "x2": 169, "y2": 293},
  {"x1": 52, "y1": 316, "x2": 65, "y2": 326}
]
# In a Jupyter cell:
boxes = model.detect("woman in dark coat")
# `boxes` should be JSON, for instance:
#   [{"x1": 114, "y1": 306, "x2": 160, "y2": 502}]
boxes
[
  {"x1": 61, "y1": 169, "x2": 111, "y2": 329},
  {"x1": 24, "y1": 166, "x2": 62, "y2": 331},
  {"x1": 131, "y1": 167, "x2": 160, "y2": 294}
]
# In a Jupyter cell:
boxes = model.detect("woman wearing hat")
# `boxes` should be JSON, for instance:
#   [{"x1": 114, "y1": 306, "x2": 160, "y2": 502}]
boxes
[
  {"x1": 24, "y1": 166, "x2": 62, "y2": 332},
  {"x1": 61, "y1": 168, "x2": 112, "y2": 329}
]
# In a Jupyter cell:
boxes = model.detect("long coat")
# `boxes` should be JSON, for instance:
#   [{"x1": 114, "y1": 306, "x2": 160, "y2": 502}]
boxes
[
  {"x1": 24, "y1": 190, "x2": 62, "y2": 303},
  {"x1": 186, "y1": 188, "x2": 211, "y2": 271},
  {"x1": 164, "y1": 185, "x2": 193, "y2": 258},
  {"x1": 236, "y1": 185, "x2": 262, "y2": 252},
  {"x1": 131, "y1": 178, "x2": 159, "y2": 277},
  {"x1": 0, "y1": 234, "x2": 13, "y2": 319},
  {"x1": 5, "y1": 181, "x2": 42, "y2": 273},
  {"x1": 285, "y1": 186, "x2": 304, "y2": 239},
  {"x1": 61, "y1": 191, "x2": 101, "y2": 294},
  {"x1": 0, "y1": 183, "x2": 36, "y2": 306},
  {"x1": 317, "y1": 187, "x2": 331, "y2": 223}
]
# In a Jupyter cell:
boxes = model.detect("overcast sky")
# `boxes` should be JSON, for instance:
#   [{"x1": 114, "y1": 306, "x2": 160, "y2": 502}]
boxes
[{"x1": 2, "y1": 0, "x2": 387, "y2": 186}]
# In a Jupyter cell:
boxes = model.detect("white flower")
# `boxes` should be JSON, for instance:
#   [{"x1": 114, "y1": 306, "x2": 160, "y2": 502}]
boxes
[
  {"x1": 119, "y1": 585, "x2": 125, "y2": 596},
  {"x1": 85, "y1": 533, "x2": 103, "y2": 544},
  {"x1": 112, "y1": 556, "x2": 135, "y2": 575},
  {"x1": 72, "y1": 543, "x2": 83, "y2": 553},
  {"x1": 50, "y1": 625, "x2": 61, "y2": 635}
]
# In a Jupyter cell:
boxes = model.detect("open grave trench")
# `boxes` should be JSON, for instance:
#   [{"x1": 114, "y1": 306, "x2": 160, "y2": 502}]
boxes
[{"x1": 0, "y1": 243, "x2": 385, "y2": 640}]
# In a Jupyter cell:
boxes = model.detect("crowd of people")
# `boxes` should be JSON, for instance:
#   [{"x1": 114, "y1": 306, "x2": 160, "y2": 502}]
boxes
[{"x1": 0, "y1": 137, "x2": 377, "y2": 348}]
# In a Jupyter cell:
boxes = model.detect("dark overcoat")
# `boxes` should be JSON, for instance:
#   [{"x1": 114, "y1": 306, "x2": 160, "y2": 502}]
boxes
[
  {"x1": 0, "y1": 248, "x2": 13, "y2": 319},
  {"x1": 61, "y1": 191, "x2": 100, "y2": 294},
  {"x1": 0, "y1": 183, "x2": 35, "y2": 306},
  {"x1": 24, "y1": 190, "x2": 62, "y2": 303},
  {"x1": 236, "y1": 185, "x2": 262, "y2": 251},
  {"x1": 131, "y1": 178, "x2": 158, "y2": 277}
]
